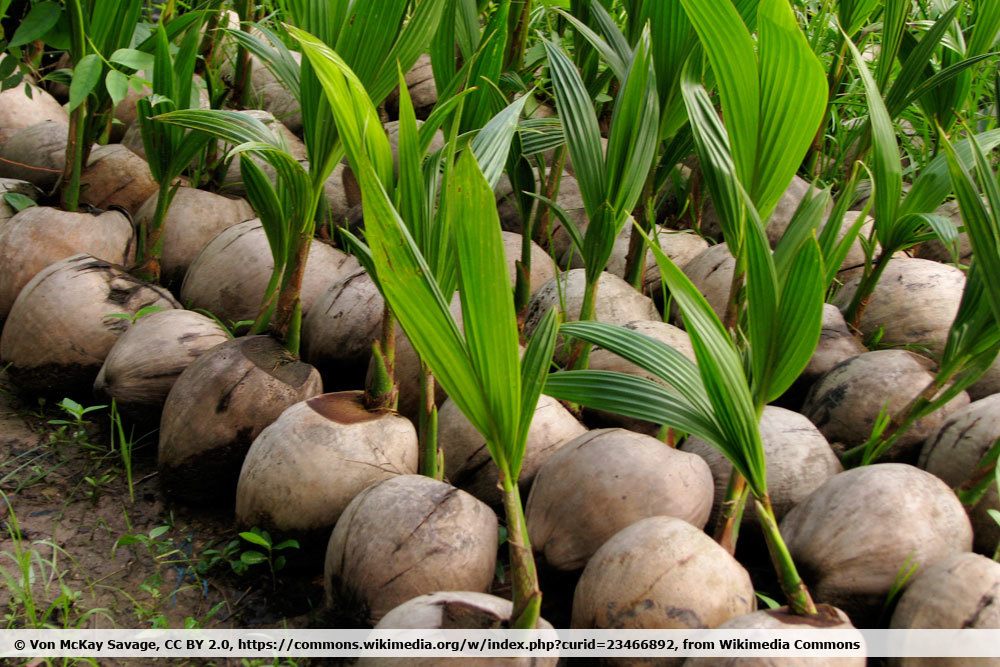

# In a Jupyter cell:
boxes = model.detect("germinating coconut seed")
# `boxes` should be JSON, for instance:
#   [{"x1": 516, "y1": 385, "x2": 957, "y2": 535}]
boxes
[
  {"x1": 77, "y1": 144, "x2": 158, "y2": 214},
  {"x1": 501, "y1": 230, "x2": 557, "y2": 295},
  {"x1": 0, "y1": 121, "x2": 70, "y2": 190},
  {"x1": 889, "y1": 553, "x2": 1000, "y2": 667},
  {"x1": 0, "y1": 206, "x2": 135, "y2": 320},
  {"x1": 0, "y1": 179, "x2": 39, "y2": 224},
  {"x1": 780, "y1": 464, "x2": 973, "y2": 625},
  {"x1": 526, "y1": 429, "x2": 714, "y2": 571},
  {"x1": 324, "y1": 475, "x2": 498, "y2": 624},
  {"x1": 0, "y1": 81, "x2": 67, "y2": 132},
  {"x1": 0, "y1": 254, "x2": 180, "y2": 394},
  {"x1": 699, "y1": 175, "x2": 821, "y2": 245},
  {"x1": 383, "y1": 54, "x2": 437, "y2": 121},
  {"x1": 920, "y1": 394, "x2": 1000, "y2": 555},
  {"x1": 799, "y1": 304, "x2": 868, "y2": 386},
  {"x1": 235, "y1": 391, "x2": 418, "y2": 539},
  {"x1": 680, "y1": 242, "x2": 736, "y2": 321}
]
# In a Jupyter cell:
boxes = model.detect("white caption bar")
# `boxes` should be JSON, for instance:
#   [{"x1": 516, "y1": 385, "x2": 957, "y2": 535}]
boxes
[{"x1": 1, "y1": 629, "x2": 999, "y2": 658}]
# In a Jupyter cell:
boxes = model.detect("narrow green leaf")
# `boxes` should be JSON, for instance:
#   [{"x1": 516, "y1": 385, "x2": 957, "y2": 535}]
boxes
[
  {"x1": 471, "y1": 94, "x2": 530, "y2": 189},
  {"x1": 517, "y1": 308, "x2": 559, "y2": 468}
]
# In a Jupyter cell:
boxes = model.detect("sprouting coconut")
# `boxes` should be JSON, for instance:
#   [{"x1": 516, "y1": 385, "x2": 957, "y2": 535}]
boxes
[
  {"x1": 362, "y1": 592, "x2": 556, "y2": 667},
  {"x1": 133, "y1": 187, "x2": 255, "y2": 288},
  {"x1": 526, "y1": 429, "x2": 714, "y2": 571},
  {"x1": 181, "y1": 219, "x2": 359, "y2": 326},
  {"x1": 833, "y1": 257, "x2": 965, "y2": 357},
  {"x1": 681, "y1": 242, "x2": 735, "y2": 321},
  {"x1": 94, "y1": 309, "x2": 229, "y2": 413},
  {"x1": 799, "y1": 304, "x2": 867, "y2": 386},
  {"x1": 802, "y1": 349, "x2": 969, "y2": 461},
  {"x1": 823, "y1": 210, "x2": 877, "y2": 273},
  {"x1": 700, "y1": 175, "x2": 819, "y2": 245},
  {"x1": 157, "y1": 335, "x2": 322, "y2": 504},
  {"x1": 502, "y1": 231, "x2": 557, "y2": 295},
  {"x1": 77, "y1": 144, "x2": 158, "y2": 214},
  {"x1": 682, "y1": 606, "x2": 864, "y2": 667},
  {"x1": 572, "y1": 516, "x2": 755, "y2": 629},
  {"x1": 384, "y1": 54, "x2": 437, "y2": 120},
  {"x1": 440, "y1": 394, "x2": 586, "y2": 507},
  {"x1": 218, "y1": 110, "x2": 308, "y2": 197},
  {"x1": 779, "y1": 463, "x2": 973, "y2": 625},
  {"x1": 522, "y1": 270, "x2": 659, "y2": 342},
  {"x1": 0, "y1": 83, "x2": 67, "y2": 132},
  {"x1": 325, "y1": 475, "x2": 498, "y2": 624},
  {"x1": 235, "y1": 391, "x2": 417, "y2": 542},
  {"x1": 0, "y1": 121, "x2": 68, "y2": 190},
  {"x1": 680, "y1": 406, "x2": 842, "y2": 527},
  {"x1": 0, "y1": 179, "x2": 39, "y2": 224},
  {"x1": 0, "y1": 206, "x2": 135, "y2": 320},
  {"x1": 889, "y1": 553, "x2": 999, "y2": 667},
  {"x1": 301, "y1": 269, "x2": 383, "y2": 389},
  {"x1": 920, "y1": 394, "x2": 1000, "y2": 555},
  {"x1": 245, "y1": 52, "x2": 304, "y2": 135},
  {"x1": 0, "y1": 254, "x2": 179, "y2": 394}
]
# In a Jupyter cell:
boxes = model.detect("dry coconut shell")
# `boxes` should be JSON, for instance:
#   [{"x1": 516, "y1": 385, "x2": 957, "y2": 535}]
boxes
[
  {"x1": 681, "y1": 406, "x2": 842, "y2": 526},
  {"x1": 236, "y1": 391, "x2": 417, "y2": 538},
  {"x1": 0, "y1": 206, "x2": 135, "y2": 320},
  {"x1": 181, "y1": 219, "x2": 359, "y2": 325},
  {"x1": 440, "y1": 394, "x2": 586, "y2": 507},
  {"x1": 920, "y1": 394, "x2": 1000, "y2": 555},
  {"x1": 502, "y1": 231, "x2": 557, "y2": 296},
  {"x1": 682, "y1": 242, "x2": 735, "y2": 321},
  {"x1": 324, "y1": 475, "x2": 498, "y2": 623},
  {"x1": 301, "y1": 269, "x2": 383, "y2": 389},
  {"x1": 779, "y1": 463, "x2": 973, "y2": 625},
  {"x1": 526, "y1": 428, "x2": 714, "y2": 571},
  {"x1": 700, "y1": 175, "x2": 821, "y2": 245},
  {"x1": 802, "y1": 349, "x2": 969, "y2": 461},
  {"x1": 832, "y1": 257, "x2": 965, "y2": 357},
  {"x1": 800, "y1": 304, "x2": 866, "y2": 385},
  {"x1": 573, "y1": 516, "x2": 755, "y2": 631},
  {"x1": 158, "y1": 335, "x2": 322, "y2": 504},
  {"x1": 0, "y1": 254, "x2": 179, "y2": 394},
  {"x1": 682, "y1": 605, "x2": 864, "y2": 667},
  {"x1": 363, "y1": 591, "x2": 556, "y2": 667},
  {"x1": 889, "y1": 552, "x2": 1000, "y2": 667},
  {"x1": 343, "y1": 120, "x2": 446, "y2": 209},
  {"x1": 587, "y1": 319, "x2": 695, "y2": 434},
  {"x1": 0, "y1": 83, "x2": 68, "y2": 132},
  {"x1": 77, "y1": 144, "x2": 158, "y2": 214},
  {"x1": 0, "y1": 121, "x2": 68, "y2": 190},
  {"x1": 383, "y1": 54, "x2": 438, "y2": 121},
  {"x1": 0, "y1": 179, "x2": 40, "y2": 224},
  {"x1": 133, "y1": 187, "x2": 255, "y2": 288},
  {"x1": 522, "y1": 269, "x2": 659, "y2": 344},
  {"x1": 94, "y1": 309, "x2": 229, "y2": 410}
]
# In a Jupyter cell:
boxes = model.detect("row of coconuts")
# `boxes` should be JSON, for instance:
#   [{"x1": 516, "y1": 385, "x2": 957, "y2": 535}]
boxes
[{"x1": 1, "y1": 52, "x2": 998, "y2": 666}]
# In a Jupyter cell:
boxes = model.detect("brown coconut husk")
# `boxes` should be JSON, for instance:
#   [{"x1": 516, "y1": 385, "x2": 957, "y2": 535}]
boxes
[
  {"x1": 77, "y1": 144, "x2": 158, "y2": 214},
  {"x1": 0, "y1": 121, "x2": 69, "y2": 190},
  {"x1": 0, "y1": 83, "x2": 68, "y2": 133}
]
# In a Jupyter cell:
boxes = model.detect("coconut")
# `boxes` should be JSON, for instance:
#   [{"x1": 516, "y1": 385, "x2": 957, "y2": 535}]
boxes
[
  {"x1": 573, "y1": 516, "x2": 755, "y2": 631},
  {"x1": 522, "y1": 269, "x2": 659, "y2": 343},
  {"x1": 832, "y1": 257, "x2": 965, "y2": 357},
  {"x1": 363, "y1": 592, "x2": 556, "y2": 667},
  {"x1": 384, "y1": 54, "x2": 437, "y2": 120},
  {"x1": 916, "y1": 201, "x2": 974, "y2": 264},
  {"x1": 496, "y1": 170, "x2": 589, "y2": 259},
  {"x1": 502, "y1": 231, "x2": 557, "y2": 295},
  {"x1": 157, "y1": 335, "x2": 322, "y2": 503},
  {"x1": 133, "y1": 187, "x2": 256, "y2": 288},
  {"x1": 680, "y1": 406, "x2": 842, "y2": 527},
  {"x1": 586, "y1": 319, "x2": 695, "y2": 434},
  {"x1": 802, "y1": 350, "x2": 969, "y2": 461},
  {"x1": 681, "y1": 243, "x2": 735, "y2": 321},
  {"x1": 526, "y1": 428, "x2": 714, "y2": 571},
  {"x1": 799, "y1": 304, "x2": 867, "y2": 385},
  {"x1": 440, "y1": 394, "x2": 586, "y2": 506},
  {"x1": 247, "y1": 52, "x2": 303, "y2": 135},
  {"x1": 0, "y1": 206, "x2": 135, "y2": 320},
  {"x1": 324, "y1": 475, "x2": 498, "y2": 623},
  {"x1": 920, "y1": 394, "x2": 1000, "y2": 555},
  {"x1": 682, "y1": 606, "x2": 864, "y2": 667},
  {"x1": 181, "y1": 219, "x2": 359, "y2": 325},
  {"x1": 700, "y1": 175, "x2": 818, "y2": 245},
  {"x1": 0, "y1": 83, "x2": 68, "y2": 132},
  {"x1": 343, "y1": 120, "x2": 446, "y2": 209},
  {"x1": 236, "y1": 391, "x2": 418, "y2": 540},
  {"x1": 218, "y1": 110, "x2": 308, "y2": 197},
  {"x1": 0, "y1": 121, "x2": 68, "y2": 190},
  {"x1": 0, "y1": 254, "x2": 179, "y2": 394},
  {"x1": 0, "y1": 179, "x2": 39, "y2": 224},
  {"x1": 889, "y1": 553, "x2": 1000, "y2": 667},
  {"x1": 301, "y1": 269, "x2": 383, "y2": 389},
  {"x1": 779, "y1": 463, "x2": 973, "y2": 625},
  {"x1": 94, "y1": 309, "x2": 229, "y2": 411},
  {"x1": 823, "y1": 210, "x2": 877, "y2": 273},
  {"x1": 968, "y1": 361, "x2": 1000, "y2": 401},
  {"x1": 77, "y1": 144, "x2": 158, "y2": 214}
]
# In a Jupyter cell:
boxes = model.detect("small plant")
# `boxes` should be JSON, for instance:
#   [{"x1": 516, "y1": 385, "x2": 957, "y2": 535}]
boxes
[
  {"x1": 109, "y1": 400, "x2": 135, "y2": 503},
  {"x1": 81, "y1": 471, "x2": 115, "y2": 502},
  {"x1": 104, "y1": 305, "x2": 166, "y2": 325},
  {"x1": 880, "y1": 554, "x2": 919, "y2": 623},
  {"x1": 236, "y1": 528, "x2": 299, "y2": 586},
  {"x1": 47, "y1": 398, "x2": 106, "y2": 449}
]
